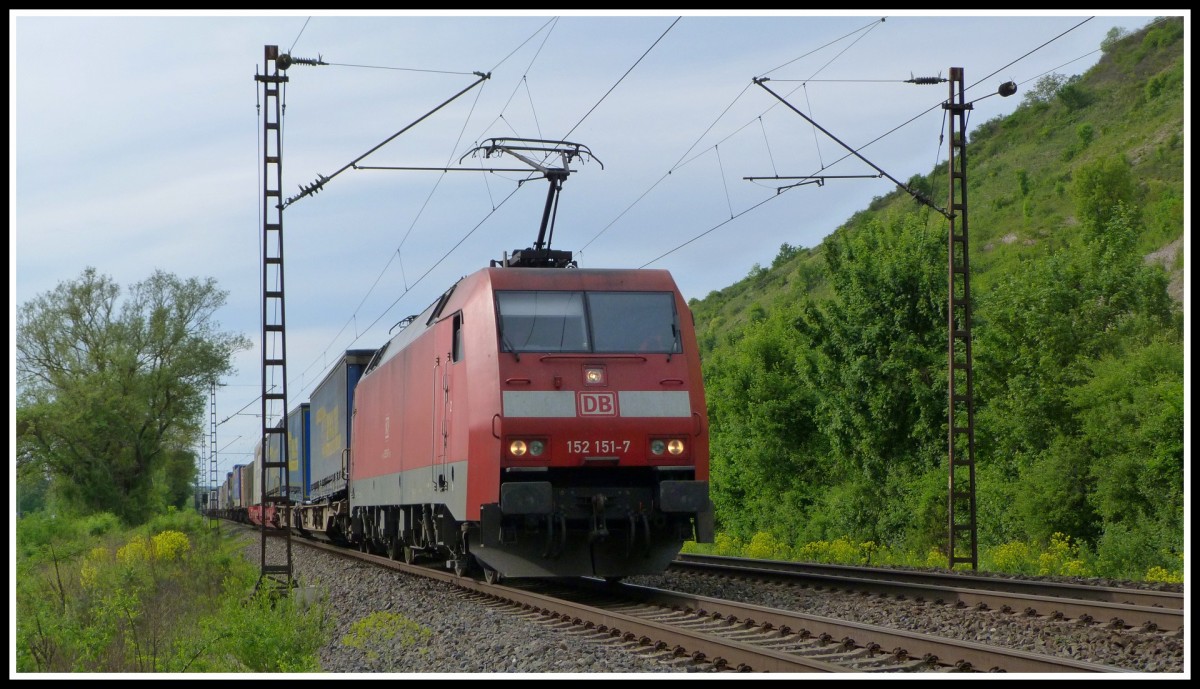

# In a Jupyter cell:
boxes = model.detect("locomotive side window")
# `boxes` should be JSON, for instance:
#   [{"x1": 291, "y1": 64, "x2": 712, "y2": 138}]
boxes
[
  {"x1": 427, "y1": 285, "x2": 456, "y2": 325},
  {"x1": 364, "y1": 342, "x2": 389, "y2": 374},
  {"x1": 452, "y1": 312, "x2": 464, "y2": 362},
  {"x1": 589, "y1": 292, "x2": 680, "y2": 354},
  {"x1": 497, "y1": 291, "x2": 588, "y2": 352}
]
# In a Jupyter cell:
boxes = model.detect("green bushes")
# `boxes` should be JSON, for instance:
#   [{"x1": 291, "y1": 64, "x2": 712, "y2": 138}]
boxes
[
  {"x1": 742, "y1": 532, "x2": 794, "y2": 561},
  {"x1": 795, "y1": 537, "x2": 878, "y2": 565},
  {"x1": 1145, "y1": 566, "x2": 1184, "y2": 585},
  {"x1": 80, "y1": 513, "x2": 123, "y2": 537},
  {"x1": 198, "y1": 586, "x2": 328, "y2": 673},
  {"x1": 1092, "y1": 520, "x2": 1183, "y2": 581},
  {"x1": 16, "y1": 511, "x2": 329, "y2": 673},
  {"x1": 1076, "y1": 123, "x2": 1094, "y2": 148},
  {"x1": 987, "y1": 541, "x2": 1037, "y2": 575},
  {"x1": 980, "y1": 533, "x2": 1088, "y2": 576}
]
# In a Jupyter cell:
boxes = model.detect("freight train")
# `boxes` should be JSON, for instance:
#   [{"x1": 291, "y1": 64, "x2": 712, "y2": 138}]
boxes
[
  {"x1": 217, "y1": 261, "x2": 714, "y2": 581},
  {"x1": 216, "y1": 139, "x2": 714, "y2": 581},
  {"x1": 216, "y1": 417, "x2": 292, "y2": 530}
]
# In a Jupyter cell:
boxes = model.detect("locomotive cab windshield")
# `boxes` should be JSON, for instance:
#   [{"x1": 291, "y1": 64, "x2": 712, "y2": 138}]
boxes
[{"x1": 496, "y1": 290, "x2": 681, "y2": 354}]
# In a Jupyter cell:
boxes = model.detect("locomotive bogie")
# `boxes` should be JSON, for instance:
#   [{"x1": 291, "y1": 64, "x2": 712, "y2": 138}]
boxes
[{"x1": 350, "y1": 503, "x2": 466, "y2": 561}]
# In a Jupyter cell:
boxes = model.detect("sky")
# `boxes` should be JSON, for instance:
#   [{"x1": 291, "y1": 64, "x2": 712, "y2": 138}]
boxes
[{"x1": 11, "y1": 10, "x2": 1184, "y2": 485}]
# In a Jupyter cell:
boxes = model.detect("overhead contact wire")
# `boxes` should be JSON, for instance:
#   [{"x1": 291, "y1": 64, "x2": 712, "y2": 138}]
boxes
[
  {"x1": 560, "y1": 16, "x2": 680, "y2": 141},
  {"x1": 645, "y1": 15, "x2": 1111, "y2": 270},
  {"x1": 583, "y1": 17, "x2": 883, "y2": 255},
  {"x1": 289, "y1": 21, "x2": 559, "y2": 402}
]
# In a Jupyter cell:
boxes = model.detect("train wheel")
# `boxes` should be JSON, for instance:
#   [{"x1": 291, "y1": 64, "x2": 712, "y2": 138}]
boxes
[
  {"x1": 453, "y1": 558, "x2": 468, "y2": 577},
  {"x1": 403, "y1": 545, "x2": 417, "y2": 565},
  {"x1": 387, "y1": 538, "x2": 401, "y2": 561},
  {"x1": 483, "y1": 566, "x2": 502, "y2": 585}
]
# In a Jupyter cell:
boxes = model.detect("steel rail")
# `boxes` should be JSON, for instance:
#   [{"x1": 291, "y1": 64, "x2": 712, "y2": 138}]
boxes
[{"x1": 672, "y1": 554, "x2": 1183, "y2": 632}]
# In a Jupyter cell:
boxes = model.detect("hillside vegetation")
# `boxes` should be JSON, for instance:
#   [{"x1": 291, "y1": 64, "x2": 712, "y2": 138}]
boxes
[{"x1": 689, "y1": 18, "x2": 1184, "y2": 579}]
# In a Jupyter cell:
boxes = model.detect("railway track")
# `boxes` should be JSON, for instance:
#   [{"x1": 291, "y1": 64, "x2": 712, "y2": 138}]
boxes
[
  {"x1": 510, "y1": 577, "x2": 1134, "y2": 673},
  {"x1": 253, "y1": 528, "x2": 1165, "y2": 673},
  {"x1": 669, "y1": 553, "x2": 1183, "y2": 633}
]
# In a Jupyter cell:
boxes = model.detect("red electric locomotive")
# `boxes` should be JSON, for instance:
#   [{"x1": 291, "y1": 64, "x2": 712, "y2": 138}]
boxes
[
  {"x1": 294, "y1": 139, "x2": 713, "y2": 580},
  {"x1": 347, "y1": 263, "x2": 714, "y2": 580}
]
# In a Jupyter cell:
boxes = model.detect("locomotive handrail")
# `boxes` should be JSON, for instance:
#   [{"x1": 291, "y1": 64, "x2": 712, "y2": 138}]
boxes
[{"x1": 537, "y1": 354, "x2": 647, "y2": 362}]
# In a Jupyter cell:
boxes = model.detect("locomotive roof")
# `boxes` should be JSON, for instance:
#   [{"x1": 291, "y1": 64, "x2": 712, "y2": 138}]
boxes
[{"x1": 482, "y1": 266, "x2": 678, "y2": 291}]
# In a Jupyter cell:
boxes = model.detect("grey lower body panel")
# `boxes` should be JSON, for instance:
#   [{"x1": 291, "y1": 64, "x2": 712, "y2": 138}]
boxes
[{"x1": 349, "y1": 460, "x2": 469, "y2": 519}]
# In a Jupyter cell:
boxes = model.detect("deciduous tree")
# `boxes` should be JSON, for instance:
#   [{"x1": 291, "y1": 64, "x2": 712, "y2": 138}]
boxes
[{"x1": 17, "y1": 268, "x2": 251, "y2": 524}]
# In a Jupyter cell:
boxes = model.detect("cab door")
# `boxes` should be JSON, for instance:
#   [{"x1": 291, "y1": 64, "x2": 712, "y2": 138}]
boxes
[{"x1": 432, "y1": 312, "x2": 463, "y2": 493}]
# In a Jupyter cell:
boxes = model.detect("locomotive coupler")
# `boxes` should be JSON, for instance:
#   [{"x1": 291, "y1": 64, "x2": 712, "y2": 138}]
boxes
[
  {"x1": 625, "y1": 511, "x2": 652, "y2": 557},
  {"x1": 589, "y1": 494, "x2": 610, "y2": 541},
  {"x1": 542, "y1": 512, "x2": 567, "y2": 559}
]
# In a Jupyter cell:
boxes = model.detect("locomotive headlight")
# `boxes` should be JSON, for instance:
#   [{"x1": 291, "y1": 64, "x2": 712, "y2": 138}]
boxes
[
  {"x1": 650, "y1": 439, "x2": 666, "y2": 455},
  {"x1": 529, "y1": 440, "x2": 545, "y2": 456},
  {"x1": 584, "y1": 366, "x2": 606, "y2": 386},
  {"x1": 667, "y1": 439, "x2": 685, "y2": 456},
  {"x1": 510, "y1": 440, "x2": 528, "y2": 457}
]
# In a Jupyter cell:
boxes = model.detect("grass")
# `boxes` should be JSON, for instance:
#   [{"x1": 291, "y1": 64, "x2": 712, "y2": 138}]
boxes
[{"x1": 16, "y1": 508, "x2": 331, "y2": 673}]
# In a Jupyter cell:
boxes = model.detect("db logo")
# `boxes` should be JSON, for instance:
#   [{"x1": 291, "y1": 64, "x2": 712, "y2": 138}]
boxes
[{"x1": 578, "y1": 391, "x2": 618, "y2": 416}]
